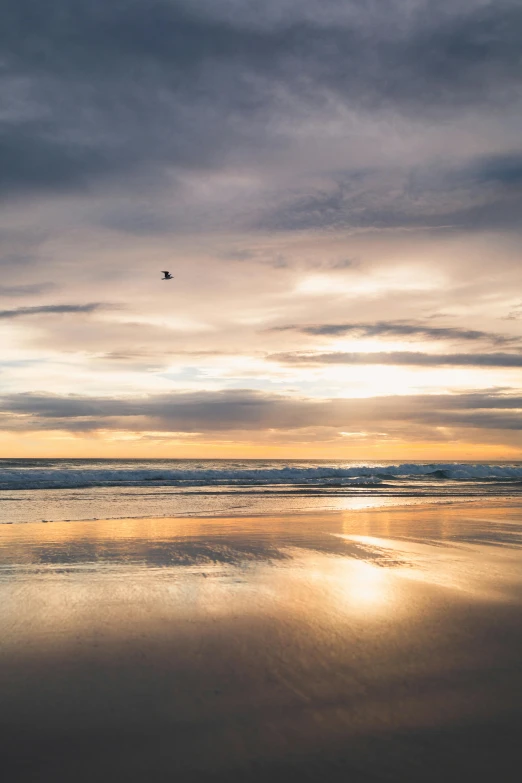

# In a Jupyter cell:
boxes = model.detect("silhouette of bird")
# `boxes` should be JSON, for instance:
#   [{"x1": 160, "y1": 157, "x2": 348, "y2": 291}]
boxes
[{"x1": 161, "y1": 271, "x2": 173, "y2": 280}]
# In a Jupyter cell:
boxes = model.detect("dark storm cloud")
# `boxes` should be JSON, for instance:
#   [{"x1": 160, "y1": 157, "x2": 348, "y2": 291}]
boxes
[
  {"x1": 473, "y1": 154, "x2": 522, "y2": 187},
  {"x1": 269, "y1": 351, "x2": 522, "y2": 368},
  {"x1": 4, "y1": 0, "x2": 520, "y2": 104},
  {"x1": 0, "y1": 127, "x2": 131, "y2": 197},
  {"x1": 1, "y1": 389, "x2": 521, "y2": 434},
  {"x1": 0, "y1": 303, "x2": 109, "y2": 319},
  {"x1": 1, "y1": 0, "x2": 522, "y2": 198},
  {"x1": 273, "y1": 321, "x2": 517, "y2": 345}
]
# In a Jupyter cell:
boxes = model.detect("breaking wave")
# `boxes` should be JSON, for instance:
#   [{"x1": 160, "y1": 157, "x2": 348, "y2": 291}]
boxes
[{"x1": 1, "y1": 460, "x2": 522, "y2": 491}]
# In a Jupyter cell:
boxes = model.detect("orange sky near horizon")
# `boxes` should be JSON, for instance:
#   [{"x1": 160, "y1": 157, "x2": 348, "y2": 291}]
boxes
[{"x1": 1, "y1": 430, "x2": 520, "y2": 461}]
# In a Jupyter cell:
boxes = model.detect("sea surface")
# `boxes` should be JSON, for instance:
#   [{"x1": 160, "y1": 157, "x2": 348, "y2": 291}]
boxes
[{"x1": 1, "y1": 458, "x2": 522, "y2": 523}]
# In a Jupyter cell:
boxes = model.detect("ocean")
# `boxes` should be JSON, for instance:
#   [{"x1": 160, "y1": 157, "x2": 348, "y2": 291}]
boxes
[{"x1": 1, "y1": 458, "x2": 522, "y2": 524}]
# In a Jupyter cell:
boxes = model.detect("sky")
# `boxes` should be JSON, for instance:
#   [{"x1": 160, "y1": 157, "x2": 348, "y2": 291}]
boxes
[{"x1": 1, "y1": 0, "x2": 522, "y2": 458}]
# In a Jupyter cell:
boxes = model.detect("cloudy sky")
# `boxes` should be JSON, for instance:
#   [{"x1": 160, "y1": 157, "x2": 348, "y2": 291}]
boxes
[{"x1": 1, "y1": 0, "x2": 522, "y2": 458}]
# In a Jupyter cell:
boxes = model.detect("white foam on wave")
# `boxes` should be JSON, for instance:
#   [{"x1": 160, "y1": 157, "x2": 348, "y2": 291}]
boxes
[{"x1": 1, "y1": 461, "x2": 522, "y2": 491}]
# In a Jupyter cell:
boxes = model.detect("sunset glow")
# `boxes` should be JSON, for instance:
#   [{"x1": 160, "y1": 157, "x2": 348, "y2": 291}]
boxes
[{"x1": 0, "y1": 1, "x2": 521, "y2": 458}]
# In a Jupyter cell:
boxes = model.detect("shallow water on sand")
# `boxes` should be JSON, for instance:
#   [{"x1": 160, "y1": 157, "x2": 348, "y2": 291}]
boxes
[{"x1": 2, "y1": 501, "x2": 522, "y2": 782}]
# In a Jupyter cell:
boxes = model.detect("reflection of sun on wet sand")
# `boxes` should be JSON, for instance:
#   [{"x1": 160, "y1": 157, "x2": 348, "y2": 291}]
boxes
[
  {"x1": 333, "y1": 531, "x2": 522, "y2": 600},
  {"x1": 2, "y1": 500, "x2": 522, "y2": 782}
]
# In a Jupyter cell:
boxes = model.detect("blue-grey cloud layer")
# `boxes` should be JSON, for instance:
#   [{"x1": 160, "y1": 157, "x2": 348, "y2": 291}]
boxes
[
  {"x1": 2, "y1": 0, "x2": 522, "y2": 229},
  {"x1": 260, "y1": 155, "x2": 522, "y2": 232},
  {"x1": 270, "y1": 351, "x2": 522, "y2": 368},
  {"x1": 0, "y1": 303, "x2": 108, "y2": 319},
  {"x1": 1, "y1": 389, "x2": 521, "y2": 435},
  {"x1": 273, "y1": 321, "x2": 519, "y2": 344}
]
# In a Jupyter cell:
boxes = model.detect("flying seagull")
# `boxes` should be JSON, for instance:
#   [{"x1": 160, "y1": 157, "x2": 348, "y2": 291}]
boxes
[{"x1": 161, "y1": 271, "x2": 173, "y2": 280}]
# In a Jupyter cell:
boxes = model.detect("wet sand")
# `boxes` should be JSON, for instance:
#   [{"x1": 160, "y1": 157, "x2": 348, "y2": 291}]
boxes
[{"x1": 2, "y1": 500, "x2": 522, "y2": 782}]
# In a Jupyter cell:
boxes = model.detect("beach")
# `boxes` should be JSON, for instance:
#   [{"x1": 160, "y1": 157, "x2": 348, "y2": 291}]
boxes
[
  {"x1": 2, "y1": 499, "x2": 522, "y2": 782},
  {"x1": 4, "y1": 0, "x2": 522, "y2": 777}
]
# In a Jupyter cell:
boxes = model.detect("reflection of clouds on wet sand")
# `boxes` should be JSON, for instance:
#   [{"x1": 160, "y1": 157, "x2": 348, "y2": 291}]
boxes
[
  {"x1": 2, "y1": 503, "x2": 522, "y2": 610},
  {"x1": 1, "y1": 502, "x2": 521, "y2": 648},
  {"x1": 340, "y1": 501, "x2": 522, "y2": 548},
  {"x1": 2, "y1": 503, "x2": 522, "y2": 781}
]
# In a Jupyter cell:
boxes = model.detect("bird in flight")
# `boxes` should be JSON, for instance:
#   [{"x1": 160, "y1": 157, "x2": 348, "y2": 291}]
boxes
[{"x1": 161, "y1": 271, "x2": 173, "y2": 280}]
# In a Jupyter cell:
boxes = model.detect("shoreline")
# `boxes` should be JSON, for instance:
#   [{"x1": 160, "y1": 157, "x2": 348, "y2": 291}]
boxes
[{"x1": 2, "y1": 493, "x2": 522, "y2": 526}]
